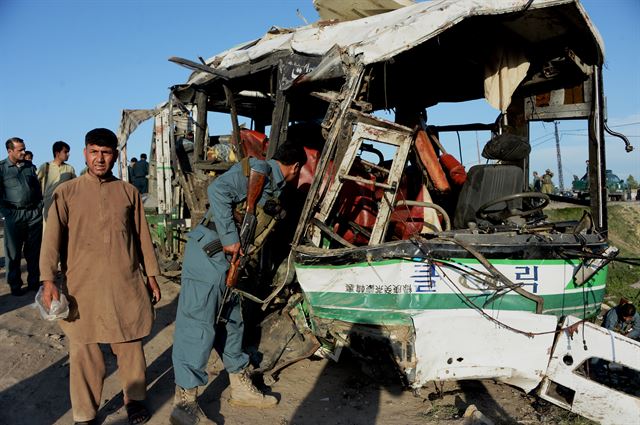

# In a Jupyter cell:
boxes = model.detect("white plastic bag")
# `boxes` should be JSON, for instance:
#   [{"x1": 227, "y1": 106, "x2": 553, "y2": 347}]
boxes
[{"x1": 34, "y1": 286, "x2": 70, "y2": 321}]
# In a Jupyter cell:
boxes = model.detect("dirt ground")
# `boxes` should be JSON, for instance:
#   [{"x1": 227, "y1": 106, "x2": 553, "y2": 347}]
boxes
[
  {"x1": 0, "y1": 274, "x2": 587, "y2": 425},
  {"x1": 0, "y1": 218, "x2": 604, "y2": 425}
]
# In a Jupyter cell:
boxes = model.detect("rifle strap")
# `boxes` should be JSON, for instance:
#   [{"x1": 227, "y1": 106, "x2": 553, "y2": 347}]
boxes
[
  {"x1": 249, "y1": 210, "x2": 279, "y2": 256},
  {"x1": 241, "y1": 156, "x2": 276, "y2": 194},
  {"x1": 240, "y1": 158, "x2": 279, "y2": 259},
  {"x1": 241, "y1": 156, "x2": 251, "y2": 178},
  {"x1": 203, "y1": 157, "x2": 273, "y2": 233},
  {"x1": 41, "y1": 162, "x2": 50, "y2": 194}
]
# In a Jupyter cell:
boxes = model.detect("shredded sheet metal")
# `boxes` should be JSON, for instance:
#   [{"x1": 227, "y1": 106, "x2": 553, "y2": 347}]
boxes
[
  {"x1": 412, "y1": 309, "x2": 558, "y2": 392},
  {"x1": 540, "y1": 315, "x2": 640, "y2": 425},
  {"x1": 313, "y1": 0, "x2": 415, "y2": 21},
  {"x1": 191, "y1": 0, "x2": 601, "y2": 83}
]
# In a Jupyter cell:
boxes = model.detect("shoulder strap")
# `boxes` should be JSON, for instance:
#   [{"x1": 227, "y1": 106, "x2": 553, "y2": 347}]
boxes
[
  {"x1": 241, "y1": 157, "x2": 251, "y2": 178},
  {"x1": 245, "y1": 162, "x2": 267, "y2": 215},
  {"x1": 41, "y1": 162, "x2": 50, "y2": 193},
  {"x1": 247, "y1": 157, "x2": 276, "y2": 194}
]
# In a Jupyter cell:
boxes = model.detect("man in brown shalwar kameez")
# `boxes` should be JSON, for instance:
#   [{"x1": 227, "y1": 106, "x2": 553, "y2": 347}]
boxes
[{"x1": 39, "y1": 128, "x2": 161, "y2": 425}]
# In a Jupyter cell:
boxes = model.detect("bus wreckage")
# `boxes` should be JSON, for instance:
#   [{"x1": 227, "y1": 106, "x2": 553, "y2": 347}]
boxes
[{"x1": 118, "y1": 1, "x2": 639, "y2": 423}]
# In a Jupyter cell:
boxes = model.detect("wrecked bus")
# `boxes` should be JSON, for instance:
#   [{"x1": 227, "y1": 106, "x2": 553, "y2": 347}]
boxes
[{"x1": 118, "y1": 0, "x2": 638, "y2": 422}]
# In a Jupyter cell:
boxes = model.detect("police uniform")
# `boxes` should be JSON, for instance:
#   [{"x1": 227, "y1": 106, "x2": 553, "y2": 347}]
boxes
[
  {"x1": 0, "y1": 158, "x2": 43, "y2": 293},
  {"x1": 172, "y1": 158, "x2": 286, "y2": 389},
  {"x1": 131, "y1": 158, "x2": 149, "y2": 193}
]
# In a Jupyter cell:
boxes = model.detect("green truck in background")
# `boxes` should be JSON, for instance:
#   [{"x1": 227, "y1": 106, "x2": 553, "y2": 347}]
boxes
[{"x1": 572, "y1": 169, "x2": 628, "y2": 201}]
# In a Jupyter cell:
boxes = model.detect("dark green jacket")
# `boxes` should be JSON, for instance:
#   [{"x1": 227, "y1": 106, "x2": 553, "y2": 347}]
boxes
[{"x1": 0, "y1": 158, "x2": 43, "y2": 213}]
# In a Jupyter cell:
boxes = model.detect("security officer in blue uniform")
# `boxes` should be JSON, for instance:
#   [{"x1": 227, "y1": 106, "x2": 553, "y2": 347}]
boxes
[
  {"x1": 0, "y1": 137, "x2": 43, "y2": 296},
  {"x1": 131, "y1": 153, "x2": 149, "y2": 193},
  {"x1": 170, "y1": 142, "x2": 306, "y2": 425}
]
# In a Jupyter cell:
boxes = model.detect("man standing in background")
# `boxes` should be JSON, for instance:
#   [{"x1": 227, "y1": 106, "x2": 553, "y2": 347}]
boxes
[
  {"x1": 532, "y1": 171, "x2": 542, "y2": 192},
  {"x1": 0, "y1": 137, "x2": 43, "y2": 296},
  {"x1": 128, "y1": 157, "x2": 138, "y2": 182},
  {"x1": 541, "y1": 169, "x2": 555, "y2": 194},
  {"x1": 132, "y1": 153, "x2": 149, "y2": 193},
  {"x1": 37, "y1": 140, "x2": 76, "y2": 224}
]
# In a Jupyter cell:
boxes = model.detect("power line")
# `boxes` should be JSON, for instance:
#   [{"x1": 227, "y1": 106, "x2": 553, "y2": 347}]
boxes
[
  {"x1": 608, "y1": 121, "x2": 640, "y2": 128},
  {"x1": 530, "y1": 131, "x2": 554, "y2": 142},
  {"x1": 535, "y1": 122, "x2": 639, "y2": 135},
  {"x1": 531, "y1": 135, "x2": 557, "y2": 148}
]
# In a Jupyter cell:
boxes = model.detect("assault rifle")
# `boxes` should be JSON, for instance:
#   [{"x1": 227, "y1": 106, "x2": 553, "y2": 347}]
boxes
[{"x1": 216, "y1": 167, "x2": 266, "y2": 324}]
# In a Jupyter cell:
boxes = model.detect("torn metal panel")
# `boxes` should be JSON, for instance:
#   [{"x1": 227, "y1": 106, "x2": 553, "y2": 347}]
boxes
[
  {"x1": 188, "y1": 0, "x2": 602, "y2": 87},
  {"x1": 313, "y1": 0, "x2": 415, "y2": 22},
  {"x1": 168, "y1": 56, "x2": 230, "y2": 79},
  {"x1": 539, "y1": 316, "x2": 640, "y2": 425},
  {"x1": 311, "y1": 317, "x2": 417, "y2": 382},
  {"x1": 117, "y1": 106, "x2": 164, "y2": 149},
  {"x1": 169, "y1": 0, "x2": 607, "y2": 122},
  {"x1": 278, "y1": 53, "x2": 324, "y2": 91},
  {"x1": 289, "y1": 45, "x2": 347, "y2": 88},
  {"x1": 412, "y1": 310, "x2": 558, "y2": 392},
  {"x1": 116, "y1": 105, "x2": 164, "y2": 180}
]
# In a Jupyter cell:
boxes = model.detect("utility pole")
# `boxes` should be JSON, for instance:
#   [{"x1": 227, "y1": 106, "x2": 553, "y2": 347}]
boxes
[{"x1": 554, "y1": 121, "x2": 564, "y2": 191}]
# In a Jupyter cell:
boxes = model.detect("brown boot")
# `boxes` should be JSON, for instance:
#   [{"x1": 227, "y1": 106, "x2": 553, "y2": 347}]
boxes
[
  {"x1": 170, "y1": 385, "x2": 215, "y2": 425},
  {"x1": 228, "y1": 369, "x2": 278, "y2": 408}
]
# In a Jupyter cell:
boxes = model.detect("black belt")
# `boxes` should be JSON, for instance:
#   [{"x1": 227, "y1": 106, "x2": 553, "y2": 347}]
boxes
[
  {"x1": 2, "y1": 203, "x2": 38, "y2": 211},
  {"x1": 200, "y1": 220, "x2": 222, "y2": 257},
  {"x1": 202, "y1": 239, "x2": 223, "y2": 257}
]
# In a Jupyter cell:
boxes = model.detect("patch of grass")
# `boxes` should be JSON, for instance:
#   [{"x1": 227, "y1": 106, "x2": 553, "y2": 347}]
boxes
[
  {"x1": 418, "y1": 404, "x2": 460, "y2": 420},
  {"x1": 544, "y1": 207, "x2": 588, "y2": 222},
  {"x1": 604, "y1": 205, "x2": 640, "y2": 301},
  {"x1": 546, "y1": 205, "x2": 640, "y2": 302}
]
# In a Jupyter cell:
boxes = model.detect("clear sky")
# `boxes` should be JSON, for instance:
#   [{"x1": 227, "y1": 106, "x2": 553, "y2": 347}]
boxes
[{"x1": 1, "y1": 0, "x2": 638, "y2": 186}]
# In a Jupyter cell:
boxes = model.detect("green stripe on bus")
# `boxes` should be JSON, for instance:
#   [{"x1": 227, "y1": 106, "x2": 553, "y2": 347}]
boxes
[{"x1": 304, "y1": 289, "x2": 605, "y2": 325}]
